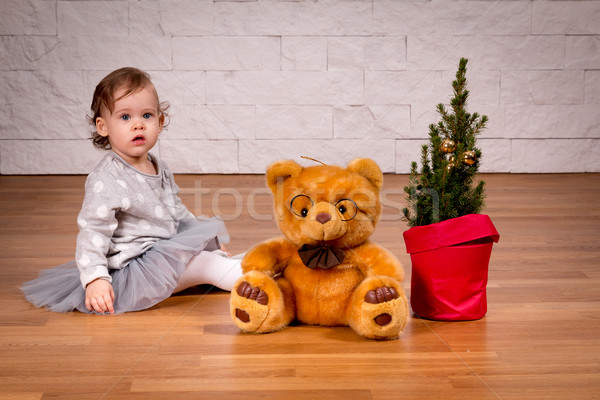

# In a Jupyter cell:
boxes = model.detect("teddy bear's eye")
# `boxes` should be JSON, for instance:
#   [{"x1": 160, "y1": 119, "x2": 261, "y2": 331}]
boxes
[
  {"x1": 336, "y1": 199, "x2": 359, "y2": 221},
  {"x1": 290, "y1": 194, "x2": 314, "y2": 218}
]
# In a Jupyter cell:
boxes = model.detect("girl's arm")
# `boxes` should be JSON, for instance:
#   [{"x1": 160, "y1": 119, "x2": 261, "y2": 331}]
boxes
[{"x1": 75, "y1": 170, "x2": 120, "y2": 289}]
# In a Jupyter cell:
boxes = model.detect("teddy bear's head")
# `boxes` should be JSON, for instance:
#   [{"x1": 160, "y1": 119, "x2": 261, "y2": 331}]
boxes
[{"x1": 266, "y1": 158, "x2": 383, "y2": 249}]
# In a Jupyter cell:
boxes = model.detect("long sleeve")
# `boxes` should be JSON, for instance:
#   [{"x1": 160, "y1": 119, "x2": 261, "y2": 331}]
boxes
[{"x1": 75, "y1": 170, "x2": 120, "y2": 288}]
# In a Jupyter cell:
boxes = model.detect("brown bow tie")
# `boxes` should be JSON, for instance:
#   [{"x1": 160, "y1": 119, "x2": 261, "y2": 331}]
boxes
[{"x1": 298, "y1": 244, "x2": 345, "y2": 270}]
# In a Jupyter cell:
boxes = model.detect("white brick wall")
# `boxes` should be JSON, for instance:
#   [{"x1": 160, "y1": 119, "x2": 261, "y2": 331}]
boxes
[{"x1": 1, "y1": 0, "x2": 599, "y2": 174}]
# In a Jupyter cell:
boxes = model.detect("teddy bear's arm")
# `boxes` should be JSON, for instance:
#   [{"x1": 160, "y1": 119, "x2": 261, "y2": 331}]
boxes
[
  {"x1": 241, "y1": 237, "x2": 297, "y2": 277},
  {"x1": 351, "y1": 242, "x2": 404, "y2": 281}
]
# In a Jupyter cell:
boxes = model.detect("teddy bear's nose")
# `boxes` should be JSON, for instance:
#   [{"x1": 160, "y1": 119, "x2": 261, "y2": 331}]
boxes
[{"x1": 316, "y1": 212, "x2": 331, "y2": 224}]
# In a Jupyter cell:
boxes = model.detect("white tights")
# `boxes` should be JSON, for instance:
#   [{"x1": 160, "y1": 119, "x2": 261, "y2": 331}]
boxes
[{"x1": 173, "y1": 250, "x2": 243, "y2": 293}]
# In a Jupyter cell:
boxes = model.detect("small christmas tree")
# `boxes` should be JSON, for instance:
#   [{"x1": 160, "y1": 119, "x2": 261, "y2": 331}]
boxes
[{"x1": 403, "y1": 58, "x2": 488, "y2": 227}]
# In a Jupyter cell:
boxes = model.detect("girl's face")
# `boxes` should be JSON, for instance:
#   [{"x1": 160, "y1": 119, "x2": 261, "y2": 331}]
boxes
[{"x1": 95, "y1": 85, "x2": 164, "y2": 169}]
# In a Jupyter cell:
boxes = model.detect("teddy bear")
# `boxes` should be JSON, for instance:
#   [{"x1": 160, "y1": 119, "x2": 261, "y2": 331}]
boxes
[{"x1": 229, "y1": 158, "x2": 409, "y2": 340}]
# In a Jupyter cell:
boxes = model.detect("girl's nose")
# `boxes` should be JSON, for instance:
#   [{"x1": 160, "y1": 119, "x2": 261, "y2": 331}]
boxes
[{"x1": 132, "y1": 119, "x2": 145, "y2": 130}]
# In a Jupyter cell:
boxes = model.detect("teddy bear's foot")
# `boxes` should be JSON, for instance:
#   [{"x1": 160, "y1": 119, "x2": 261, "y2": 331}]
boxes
[
  {"x1": 365, "y1": 286, "x2": 399, "y2": 327},
  {"x1": 359, "y1": 285, "x2": 408, "y2": 340},
  {"x1": 348, "y1": 279, "x2": 409, "y2": 340},
  {"x1": 231, "y1": 280, "x2": 271, "y2": 332},
  {"x1": 234, "y1": 281, "x2": 269, "y2": 324},
  {"x1": 230, "y1": 272, "x2": 293, "y2": 334}
]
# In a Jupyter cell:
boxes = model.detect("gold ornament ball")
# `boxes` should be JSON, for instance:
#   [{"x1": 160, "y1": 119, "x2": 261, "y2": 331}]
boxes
[
  {"x1": 440, "y1": 139, "x2": 456, "y2": 154},
  {"x1": 463, "y1": 150, "x2": 477, "y2": 165}
]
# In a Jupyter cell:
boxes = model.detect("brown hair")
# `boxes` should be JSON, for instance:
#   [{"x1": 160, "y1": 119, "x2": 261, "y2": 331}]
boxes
[{"x1": 88, "y1": 67, "x2": 169, "y2": 150}]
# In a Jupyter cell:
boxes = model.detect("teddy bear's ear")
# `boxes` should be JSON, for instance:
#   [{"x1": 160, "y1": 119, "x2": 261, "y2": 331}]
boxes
[
  {"x1": 347, "y1": 158, "x2": 383, "y2": 190},
  {"x1": 266, "y1": 160, "x2": 303, "y2": 193}
]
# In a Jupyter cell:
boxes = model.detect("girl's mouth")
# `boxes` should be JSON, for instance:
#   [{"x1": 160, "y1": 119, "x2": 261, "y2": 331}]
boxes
[{"x1": 132, "y1": 135, "x2": 146, "y2": 145}]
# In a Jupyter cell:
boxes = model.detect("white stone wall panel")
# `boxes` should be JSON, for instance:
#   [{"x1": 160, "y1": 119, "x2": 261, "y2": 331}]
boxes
[
  {"x1": 0, "y1": 103, "x2": 88, "y2": 140},
  {"x1": 173, "y1": 37, "x2": 281, "y2": 71},
  {"x1": 239, "y1": 139, "x2": 396, "y2": 174},
  {"x1": 501, "y1": 70, "x2": 585, "y2": 105},
  {"x1": 0, "y1": 0, "x2": 57, "y2": 36},
  {"x1": 478, "y1": 139, "x2": 511, "y2": 173},
  {"x1": 334, "y1": 106, "x2": 411, "y2": 140},
  {"x1": 506, "y1": 104, "x2": 600, "y2": 139},
  {"x1": 159, "y1": 139, "x2": 238, "y2": 174},
  {"x1": 366, "y1": 71, "x2": 447, "y2": 105},
  {"x1": 255, "y1": 106, "x2": 332, "y2": 140},
  {"x1": 58, "y1": 1, "x2": 129, "y2": 37},
  {"x1": 565, "y1": 36, "x2": 600, "y2": 69},
  {"x1": 585, "y1": 71, "x2": 600, "y2": 104},
  {"x1": 150, "y1": 71, "x2": 207, "y2": 105},
  {"x1": 0, "y1": 36, "x2": 172, "y2": 71},
  {"x1": 282, "y1": 37, "x2": 327, "y2": 71},
  {"x1": 408, "y1": 36, "x2": 565, "y2": 71},
  {"x1": 328, "y1": 37, "x2": 406, "y2": 71},
  {"x1": 206, "y1": 71, "x2": 364, "y2": 105},
  {"x1": 167, "y1": 105, "x2": 255, "y2": 140},
  {"x1": 374, "y1": 1, "x2": 531, "y2": 36},
  {"x1": 533, "y1": 1, "x2": 600, "y2": 35},
  {"x1": 511, "y1": 139, "x2": 600, "y2": 173},
  {"x1": 214, "y1": 2, "x2": 372, "y2": 36},
  {"x1": 158, "y1": 0, "x2": 213, "y2": 36},
  {"x1": 1, "y1": 140, "x2": 105, "y2": 175},
  {"x1": 128, "y1": 0, "x2": 164, "y2": 36},
  {"x1": 0, "y1": 70, "x2": 85, "y2": 106}
]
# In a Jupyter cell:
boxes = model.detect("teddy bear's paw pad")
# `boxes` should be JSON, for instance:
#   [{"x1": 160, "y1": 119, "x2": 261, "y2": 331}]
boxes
[
  {"x1": 364, "y1": 286, "x2": 399, "y2": 304},
  {"x1": 373, "y1": 313, "x2": 393, "y2": 326},
  {"x1": 235, "y1": 309, "x2": 251, "y2": 323},
  {"x1": 237, "y1": 281, "x2": 269, "y2": 305}
]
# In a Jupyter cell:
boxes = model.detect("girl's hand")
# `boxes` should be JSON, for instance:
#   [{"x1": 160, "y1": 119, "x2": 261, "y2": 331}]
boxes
[{"x1": 85, "y1": 278, "x2": 115, "y2": 314}]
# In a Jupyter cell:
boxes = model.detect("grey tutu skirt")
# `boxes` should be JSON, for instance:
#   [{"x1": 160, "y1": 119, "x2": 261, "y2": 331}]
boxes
[{"x1": 21, "y1": 217, "x2": 228, "y2": 314}]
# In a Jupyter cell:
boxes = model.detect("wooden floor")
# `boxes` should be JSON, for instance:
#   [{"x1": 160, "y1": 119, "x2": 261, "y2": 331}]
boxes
[{"x1": 1, "y1": 173, "x2": 599, "y2": 400}]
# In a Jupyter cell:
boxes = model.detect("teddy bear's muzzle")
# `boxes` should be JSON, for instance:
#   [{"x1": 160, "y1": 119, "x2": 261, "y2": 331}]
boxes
[{"x1": 301, "y1": 203, "x2": 347, "y2": 242}]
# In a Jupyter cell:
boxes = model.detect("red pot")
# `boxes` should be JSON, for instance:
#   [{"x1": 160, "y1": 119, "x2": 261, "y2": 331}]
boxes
[{"x1": 403, "y1": 214, "x2": 500, "y2": 321}]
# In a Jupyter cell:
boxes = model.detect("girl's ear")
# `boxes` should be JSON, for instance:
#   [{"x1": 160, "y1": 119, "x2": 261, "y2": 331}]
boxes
[
  {"x1": 96, "y1": 117, "x2": 109, "y2": 137},
  {"x1": 159, "y1": 113, "x2": 165, "y2": 132}
]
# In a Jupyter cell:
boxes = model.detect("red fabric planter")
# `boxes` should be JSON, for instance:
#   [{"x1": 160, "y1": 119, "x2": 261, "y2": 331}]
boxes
[{"x1": 403, "y1": 214, "x2": 500, "y2": 321}]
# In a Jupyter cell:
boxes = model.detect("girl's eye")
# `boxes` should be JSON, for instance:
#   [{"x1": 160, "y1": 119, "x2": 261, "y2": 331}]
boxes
[
  {"x1": 120, "y1": 114, "x2": 130, "y2": 121},
  {"x1": 143, "y1": 113, "x2": 152, "y2": 119}
]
